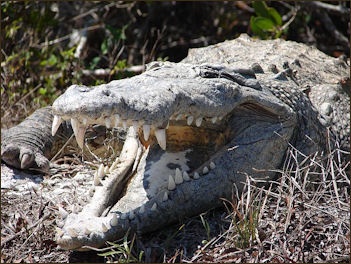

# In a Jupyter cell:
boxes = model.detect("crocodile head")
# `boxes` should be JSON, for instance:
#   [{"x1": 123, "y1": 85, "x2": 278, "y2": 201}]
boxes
[{"x1": 52, "y1": 62, "x2": 297, "y2": 250}]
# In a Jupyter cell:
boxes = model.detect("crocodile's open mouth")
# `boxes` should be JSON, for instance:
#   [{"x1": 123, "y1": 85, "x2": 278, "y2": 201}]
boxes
[{"x1": 53, "y1": 102, "x2": 288, "y2": 249}]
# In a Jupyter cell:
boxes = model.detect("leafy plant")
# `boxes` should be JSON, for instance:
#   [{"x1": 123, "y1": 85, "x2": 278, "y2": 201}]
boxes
[
  {"x1": 250, "y1": 1, "x2": 283, "y2": 39},
  {"x1": 231, "y1": 206, "x2": 259, "y2": 248},
  {"x1": 200, "y1": 213, "x2": 211, "y2": 243},
  {"x1": 98, "y1": 231, "x2": 144, "y2": 263}
]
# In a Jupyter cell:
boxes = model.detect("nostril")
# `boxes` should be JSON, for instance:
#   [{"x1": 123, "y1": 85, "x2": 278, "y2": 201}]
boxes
[{"x1": 102, "y1": 89, "x2": 111, "y2": 96}]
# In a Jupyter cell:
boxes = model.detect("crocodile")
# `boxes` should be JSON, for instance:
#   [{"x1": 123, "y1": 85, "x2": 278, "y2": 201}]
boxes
[{"x1": 1, "y1": 34, "x2": 349, "y2": 250}]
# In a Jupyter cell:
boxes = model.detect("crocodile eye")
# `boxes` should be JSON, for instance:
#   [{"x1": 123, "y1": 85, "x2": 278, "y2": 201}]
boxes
[{"x1": 77, "y1": 85, "x2": 90, "y2": 92}]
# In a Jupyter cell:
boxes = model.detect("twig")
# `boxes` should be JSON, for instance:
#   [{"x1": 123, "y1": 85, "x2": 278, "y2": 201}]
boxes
[
  {"x1": 1, "y1": 213, "x2": 50, "y2": 247},
  {"x1": 280, "y1": 6, "x2": 299, "y2": 32},
  {"x1": 36, "y1": 24, "x2": 103, "y2": 48},
  {"x1": 308, "y1": 1, "x2": 349, "y2": 17},
  {"x1": 80, "y1": 65, "x2": 144, "y2": 77},
  {"x1": 2, "y1": 84, "x2": 41, "y2": 119},
  {"x1": 316, "y1": 10, "x2": 349, "y2": 47},
  {"x1": 50, "y1": 134, "x2": 75, "y2": 162}
]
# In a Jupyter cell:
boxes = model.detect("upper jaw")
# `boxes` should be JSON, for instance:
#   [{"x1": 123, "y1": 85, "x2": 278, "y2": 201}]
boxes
[
  {"x1": 51, "y1": 63, "x2": 290, "y2": 151},
  {"x1": 51, "y1": 63, "x2": 247, "y2": 131}
]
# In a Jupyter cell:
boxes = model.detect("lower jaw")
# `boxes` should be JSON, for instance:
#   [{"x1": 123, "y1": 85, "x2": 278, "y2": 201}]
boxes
[{"x1": 57, "y1": 125, "x2": 232, "y2": 249}]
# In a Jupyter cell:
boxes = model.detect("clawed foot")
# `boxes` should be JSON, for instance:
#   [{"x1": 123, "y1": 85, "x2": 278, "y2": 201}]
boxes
[{"x1": 1, "y1": 141, "x2": 50, "y2": 173}]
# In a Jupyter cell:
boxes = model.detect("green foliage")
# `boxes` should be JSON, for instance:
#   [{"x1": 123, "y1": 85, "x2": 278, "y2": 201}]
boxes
[
  {"x1": 250, "y1": 1, "x2": 283, "y2": 39},
  {"x1": 2, "y1": 2, "x2": 134, "y2": 122},
  {"x1": 223, "y1": 188, "x2": 261, "y2": 249},
  {"x1": 231, "y1": 206, "x2": 259, "y2": 249},
  {"x1": 98, "y1": 231, "x2": 144, "y2": 263},
  {"x1": 2, "y1": 2, "x2": 80, "y2": 109},
  {"x1": 200, "y1": 213, "x2": 211, "y2": 243}
]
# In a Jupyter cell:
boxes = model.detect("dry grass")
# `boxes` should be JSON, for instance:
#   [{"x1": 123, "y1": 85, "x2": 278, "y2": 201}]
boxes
[{"x1": 187, "y1": 143, "x2": 350, "y2": 263}]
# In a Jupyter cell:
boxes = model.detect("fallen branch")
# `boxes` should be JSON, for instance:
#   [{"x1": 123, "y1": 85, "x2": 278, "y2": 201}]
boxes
[
  {"x1": 81, "y1": 65, "x2": 144, "y2": 77},
  {"x1": 316, "y1": 10, "x2": 349, "y2": 47},
  {"x1": 307, "y1": 1, "x2": 349, "y2": 17}
]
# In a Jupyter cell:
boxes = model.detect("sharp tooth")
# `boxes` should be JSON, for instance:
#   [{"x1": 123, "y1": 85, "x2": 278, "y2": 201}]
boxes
[
  {"x1": 187, "y1": 115, "x2": 194, "y2": 125},
  {"x1": 155, "y1": 128, "x2": 166, "y2": 150},
  {"x1": 58, "y1": 207, "x2": 69, "y2": 219},
  {"x1": 122, "y1": 120, "x2": 127, "y2": 129},
  {"x1": 114, "y1": 114, "x2": 120, "y2": 127},
  {"x1": 71, "y1": 204, "x2": 79, "y2": 214},
  {"x1": 128, "y1": 211, "x2": 135, "y2": 220},
  {"x1": 168, "y1": 175, "x2": 176, "y2": 191},
  {"x1": 133, "y1": 121, "x2": 139, "y2": 132},
  {"x1": 105, "y1": 117, "x2": 112, "y2": 128},
  {"x1": 195, "y1": 117, "x2": 203, "y2": 127},
  {"x1": 82, "y1": 118, "x2": 88, "y2": 126},
  {"x1": 84, "y1": 227, "x2": 91, "y2": 235},
  {"x1": 56, "y1": 227, "x2": 64, "y2": 236},
  {"x1": 104, "y1": 165, "x2": 109, "y2": 175},
  {"x1": 56, "y1": 220, "x2": 64, "y2": 228},
  {"x1": 109, "y1": 159, "x2": 118, "y2": 171},
  {"x1": 139, "y1": 205, "x2": 145, "y2": 214},
  {"x1": 143, "y1": 124, "x2": 151, "y2": 141},
  {"x1": 202, "y1": 166, "x2": 209, "y2": 175},
  {"x1": 210, "y1": 161, "x2": 216, "y2": 169},
  {"x1": 101, "y1": 223, "x2": 108, "y2": 232},
  {"x1": 98, "y1": 164, "x2": 105, "y2": 178},
  {"x1": 174, "y1": 168, "x2": 183, "y2": 184},
  {"x1": 110, "y1": 214, "x2": 118, "y2": 226},
  {"x1": 211, "y1": 117, "x2": 218, "y2": 123},
  {"x1": 175, "y1": 114, "x2": 183, "y2": 120},
  {"x1": 194, "y1": 172, "x2": 200, "y2": 179},
  {"x1": 162, "y1": 191, "x2": 168, "y2": 201},
  {"x1": 151, "y1": 203, "x2": 157, "y2": 211},
  {"x1": 183, "y1": 171, "x2": 190, "y2": 181},
  {"x1": 78, "y1": 198, "x2": 85, "y2": 206},
  {"x1": 71, "y1": 118, "x2": 86, "y2": 149},
  {"x1": 52, "y1": 115, "x2": 62, "y2": 136},
  {"x1": 94, "y1": 171, "x2": 101, "y2": 186},
  {"x1": 67, "y1": 228, "x2": 78, "y2": 237}
]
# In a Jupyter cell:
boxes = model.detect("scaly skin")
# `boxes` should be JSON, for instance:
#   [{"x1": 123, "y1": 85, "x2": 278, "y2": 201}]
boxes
[{"x1": 1, "y1": 34, "x2": 349, "y2": 250}]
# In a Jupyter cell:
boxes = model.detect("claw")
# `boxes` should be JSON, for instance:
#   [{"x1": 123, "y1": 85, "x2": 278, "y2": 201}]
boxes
[{"x1": 20, "y1": 153, "x2": 33, "y2": 169}]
